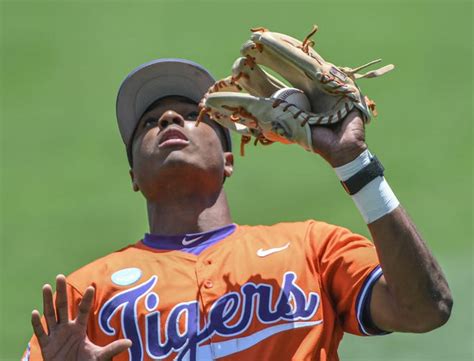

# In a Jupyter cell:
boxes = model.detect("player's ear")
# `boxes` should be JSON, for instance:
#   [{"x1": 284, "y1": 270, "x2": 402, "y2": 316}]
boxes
[
  {"x1": 129, "y1": 169, "x2": 140, "y2": 192},
  {"x1": 223, "y1": 152, "x2": 234, "y2": 178}
]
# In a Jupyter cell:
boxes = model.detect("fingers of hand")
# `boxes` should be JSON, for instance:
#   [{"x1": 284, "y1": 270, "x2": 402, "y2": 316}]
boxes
[
  {"x1": 42, "y1": 283, "x2": 56, "y2": 332},
  {"x1": 31, "y1": 309, "x2": 48, "y2": 347},
  {"x1": 98, "y1": 339, "x2": 132, "y2": 361},
  {"x1": 75, "y1": 286, "x2": 95, "y2": 327},
  {"x1": 55, "y1": 274, "x2": 69, "y2": 324}
]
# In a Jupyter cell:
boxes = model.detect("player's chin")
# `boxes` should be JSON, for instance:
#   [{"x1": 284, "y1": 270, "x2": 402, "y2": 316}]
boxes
[
  {"x1": 152, "y1": 142, "x2": 219, "y2": 170},
  {"x1": 156, "y1": 146, "x2": 204, "y2": 168}
]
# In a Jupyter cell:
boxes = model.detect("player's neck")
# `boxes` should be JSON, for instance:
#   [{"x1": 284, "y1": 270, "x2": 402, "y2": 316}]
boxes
[{"x1": 146, "y1": 188, "x2": 233, "y2": 235}]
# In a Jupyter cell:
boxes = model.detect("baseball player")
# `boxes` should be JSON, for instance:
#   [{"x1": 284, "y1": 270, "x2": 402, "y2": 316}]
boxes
[{"x1": 23, "y1": 56, "x2": 452, "y2": 361}]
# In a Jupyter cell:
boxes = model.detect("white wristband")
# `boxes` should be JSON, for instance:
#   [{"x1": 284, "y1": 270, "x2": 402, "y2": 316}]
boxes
[{"x1": 334, "y1": 150, "x2": 400, "y2": 224}]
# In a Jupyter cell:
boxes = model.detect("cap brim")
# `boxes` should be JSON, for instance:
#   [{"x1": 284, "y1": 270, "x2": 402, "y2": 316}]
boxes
[{"x1": 116, "y1": 58, "x2": 218, "y2": 149}]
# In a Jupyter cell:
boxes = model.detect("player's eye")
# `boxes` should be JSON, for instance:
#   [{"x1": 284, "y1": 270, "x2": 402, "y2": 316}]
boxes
[
  {"x1": 187, "y1": 111, "x2": 199, "y2": 120},
  {"x1": 143, "y1": 118, "x2": 158, "y2": 128}
]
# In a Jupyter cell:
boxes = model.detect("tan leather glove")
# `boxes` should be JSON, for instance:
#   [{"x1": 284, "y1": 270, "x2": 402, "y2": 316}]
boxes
[{"x1": 198, "y1": 26, "x2": 394, "y2": 155}]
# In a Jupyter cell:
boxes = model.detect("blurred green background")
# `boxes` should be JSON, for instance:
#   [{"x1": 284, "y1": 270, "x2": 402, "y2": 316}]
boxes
[{"x1": 0, "y1": 0, "x2": 472, "y2": 360}]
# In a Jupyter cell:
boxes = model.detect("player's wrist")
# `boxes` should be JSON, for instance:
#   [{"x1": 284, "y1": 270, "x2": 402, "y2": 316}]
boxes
[
  {"x1": 334, "y1": 150, "x2": 400, "y2": 224},
  {"x1": 326, "y1": 142, "x2": 367, "y2": 168},
  {"x1": 333, "y1": 148, "x2": 371, "y2": 179}
]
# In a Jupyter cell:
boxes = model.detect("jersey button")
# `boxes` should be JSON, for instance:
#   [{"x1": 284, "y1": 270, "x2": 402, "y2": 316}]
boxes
[{"x1": 204, "y1": 280, "x2": 213, "y2": 288}]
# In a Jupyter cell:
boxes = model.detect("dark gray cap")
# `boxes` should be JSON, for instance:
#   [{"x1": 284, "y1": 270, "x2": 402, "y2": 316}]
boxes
[{"x1": 116, "y1": 58, "x2": 232, "y2": 165}]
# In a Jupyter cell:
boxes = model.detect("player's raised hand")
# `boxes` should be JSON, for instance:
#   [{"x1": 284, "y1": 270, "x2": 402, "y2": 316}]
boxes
[
  {"x1": 31, "y1": 275, "x2": 132, "y2": 361},
  {"x1": 310, "y1": 109, "x2": 368, "y2": 168}
]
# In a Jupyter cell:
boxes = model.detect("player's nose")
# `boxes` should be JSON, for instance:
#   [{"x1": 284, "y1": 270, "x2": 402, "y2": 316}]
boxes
[{"x1": 158, "y1": 110, "x2": 185, "y2": 129}]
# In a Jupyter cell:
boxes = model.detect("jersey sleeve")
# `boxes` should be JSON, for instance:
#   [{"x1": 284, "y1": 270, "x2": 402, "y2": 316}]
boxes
[
  {"x1": 22, "y1": 282, "x2": 84, "y2": 361},
  {"x1": 308, "y1": 221, "x2": 389, "y2": 336}
]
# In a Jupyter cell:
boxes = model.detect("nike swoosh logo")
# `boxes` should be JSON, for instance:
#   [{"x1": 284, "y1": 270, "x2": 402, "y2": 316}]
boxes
[
  {"x1": 257, "y1": 242, "x2": 290, "y2": 257},
  {"x1": 182, "y1": 235, "x2": 205, "y2": 246}
]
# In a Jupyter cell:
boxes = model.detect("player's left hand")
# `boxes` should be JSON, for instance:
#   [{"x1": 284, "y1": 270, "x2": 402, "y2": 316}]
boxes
[{"x1": 310, "y1": 109, "x2": 367, "y2": 167}]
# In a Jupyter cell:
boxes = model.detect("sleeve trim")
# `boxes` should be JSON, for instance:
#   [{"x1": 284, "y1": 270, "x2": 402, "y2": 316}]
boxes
[
  {"x1": 355, "y1": 265, "x2": 389, "y2": 336},
  {"x1": 22, "y1": 342, "x2": 31, "y2": 361}
]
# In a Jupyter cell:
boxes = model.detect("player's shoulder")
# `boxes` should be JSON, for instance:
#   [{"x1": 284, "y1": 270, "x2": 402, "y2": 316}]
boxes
[
  {"x1": 241, "y1": 219, "x2": 354, "y2": 250},
  {"x1": 65, "y1": 241, "x2": 146, "y2": 293},
  {"x1": 239, "y1": 219, "x2": 332, "y2": 245},
  {"x1": 243, "y1": 219, "x2": 344, "y2": 235}
]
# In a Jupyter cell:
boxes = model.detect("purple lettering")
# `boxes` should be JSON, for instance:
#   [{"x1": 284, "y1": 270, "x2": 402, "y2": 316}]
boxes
[
  {"x1": 98, "y1": 272, "x2": 321, "y2": 361},
  {"x1": 99, "y1": 276, "x2": 157, "y2": 361}
]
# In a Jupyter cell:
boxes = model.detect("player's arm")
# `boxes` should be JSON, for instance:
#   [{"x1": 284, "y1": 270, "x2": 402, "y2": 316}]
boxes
[
  {"x1": 312, "y1": 110, "x2": 453, "y2": 333},
  {"x1": 28, "y1": 275, "x2": 131, "y2": 361},
  {"x1": 366, "y1": 207, "x2": 452, "y2": 332}
]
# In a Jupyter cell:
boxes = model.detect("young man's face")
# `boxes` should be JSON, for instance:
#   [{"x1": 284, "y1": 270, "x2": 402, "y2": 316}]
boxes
[{"x1": 129, "y1": 95, "x2": 233, "y2": 198}]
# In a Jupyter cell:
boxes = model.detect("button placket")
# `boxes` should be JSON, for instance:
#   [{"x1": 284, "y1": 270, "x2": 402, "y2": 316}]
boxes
[
  {"x1": 197, "y1": 256, "x2": 222, "y2": 354},
  {"x1": 196, "y1": 256, "x2": 217, "y2": 314}
]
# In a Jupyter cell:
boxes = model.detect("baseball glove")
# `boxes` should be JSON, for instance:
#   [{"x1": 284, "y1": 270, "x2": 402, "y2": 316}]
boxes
[{"x1": 197, "y1": 25, "x2": 394, "y2": 155}]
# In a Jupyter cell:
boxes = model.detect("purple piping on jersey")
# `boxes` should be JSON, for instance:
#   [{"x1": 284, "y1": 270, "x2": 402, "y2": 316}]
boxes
[{"x1": 143, "y1": 224, "x2": 237, "y2": 255}]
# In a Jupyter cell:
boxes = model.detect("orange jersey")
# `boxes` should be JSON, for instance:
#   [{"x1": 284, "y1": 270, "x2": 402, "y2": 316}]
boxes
[{"x1": 24, "y1": 220, "x2": 385, "y2": 361}]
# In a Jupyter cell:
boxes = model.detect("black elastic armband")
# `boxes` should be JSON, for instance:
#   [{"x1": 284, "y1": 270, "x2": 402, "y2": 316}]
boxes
[{"x1": 340, "y1": 155, "x2": 384, "y2": 195}]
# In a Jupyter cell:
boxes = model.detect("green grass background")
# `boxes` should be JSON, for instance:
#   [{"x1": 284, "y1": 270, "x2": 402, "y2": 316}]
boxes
[{"x1": 0, "y1": 0, "x2": 472, "y2": 360}]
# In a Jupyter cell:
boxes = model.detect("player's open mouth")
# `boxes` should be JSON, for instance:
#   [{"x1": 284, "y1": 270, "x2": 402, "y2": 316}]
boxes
[{"x1": 158, "y1": 128, "x2": 190, "y2": 148}]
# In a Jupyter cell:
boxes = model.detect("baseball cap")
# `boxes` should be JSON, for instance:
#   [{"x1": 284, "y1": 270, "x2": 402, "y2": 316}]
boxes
[{"x1": 116, "y1": 58, "x2": 232, "y2": 165}]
